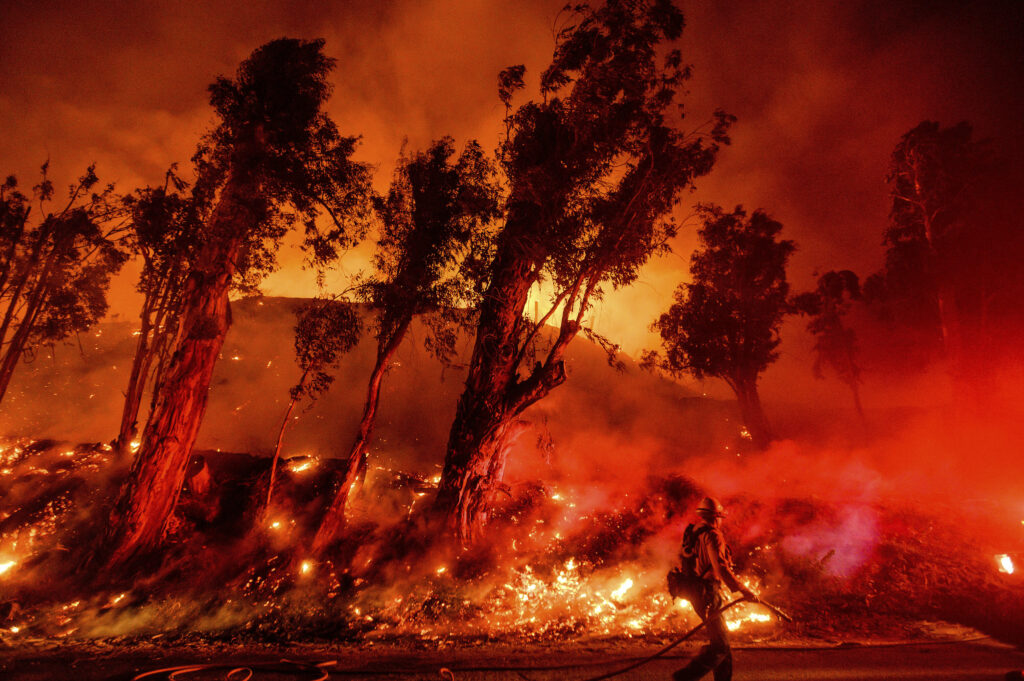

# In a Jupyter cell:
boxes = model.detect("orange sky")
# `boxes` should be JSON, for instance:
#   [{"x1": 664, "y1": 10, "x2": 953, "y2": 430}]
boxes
[{"x1": 1, "y1": 0, "x2": 1021, "y2": 393}]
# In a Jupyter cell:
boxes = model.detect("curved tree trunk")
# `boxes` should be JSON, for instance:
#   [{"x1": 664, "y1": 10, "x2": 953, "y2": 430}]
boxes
[
  {"x1": 432, "y1": 221, "x2": 540, "y2": 541},
  {"x1": 312, "y1": 318, "x2": 410, "y2": 554},
  {"x1": 104, "y1": 177, "x2": 255, "y2": 568},
  {"x1": 432, "y1": 210, "x2": 580, "y2": 542}
]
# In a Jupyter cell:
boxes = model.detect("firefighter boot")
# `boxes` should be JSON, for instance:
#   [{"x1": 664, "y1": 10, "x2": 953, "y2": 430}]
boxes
[{"x1": 672, "y1": 644, "x2": 728, "y2": 681}]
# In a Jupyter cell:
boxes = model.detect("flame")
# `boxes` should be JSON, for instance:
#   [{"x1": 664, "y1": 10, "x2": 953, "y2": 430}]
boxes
[
  {"x1": 0, "y1": 560, "x2": 15, "y2": 576},
  {"x1": 611, "y1": 577, "x2": 633, "y2": 600},
  {"x1": 286, "y1": 457, "x2": 318, "y2": 474},
  {"x1": 300, "y1": 560, "x2": 314, "y2": 575},
  {"x1": 726, "y1": 611, "x2": 772, "y2": 631},
  {"x1": 997, "y1": 554, "x2": 1014, "y2": 574}
]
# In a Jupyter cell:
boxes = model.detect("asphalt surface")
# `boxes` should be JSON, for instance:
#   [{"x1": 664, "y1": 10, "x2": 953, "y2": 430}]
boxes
[{"x1": 2, "y1": 640, "x2": 1023, "y2": 680}]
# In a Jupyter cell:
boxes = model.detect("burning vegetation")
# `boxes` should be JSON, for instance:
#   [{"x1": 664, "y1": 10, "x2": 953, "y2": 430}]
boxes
[{"x1": 0, "y1": 431, "x2": 1021, "y2": 650}]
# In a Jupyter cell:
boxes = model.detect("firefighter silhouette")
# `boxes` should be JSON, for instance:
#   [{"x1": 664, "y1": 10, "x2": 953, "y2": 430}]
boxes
[{"x1": 670, "y1": 496, "x2": 758, "y2": 681}]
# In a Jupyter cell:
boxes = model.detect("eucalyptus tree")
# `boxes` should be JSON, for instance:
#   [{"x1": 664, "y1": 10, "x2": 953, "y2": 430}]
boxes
[
  {"x1": 432, "y1": 0, "x2": 732, "y2": 541},
  {"x1": 105, "y1": 38, "x2": 373, "y2": 567},
  {"x1": 266, "y1": 299, "x2": 361, "y2": 514},
  {"x1": 312, "y1": 137, "x2": 499, "y2": 553},
  {"x1": 650, "y1": 205, "x2": 795, "y2": 450}
]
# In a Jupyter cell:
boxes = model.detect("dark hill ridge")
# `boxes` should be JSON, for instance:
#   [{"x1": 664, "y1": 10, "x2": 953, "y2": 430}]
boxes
[{"x1": 0, "y1": 297, "x2": 736, "y2": 478}]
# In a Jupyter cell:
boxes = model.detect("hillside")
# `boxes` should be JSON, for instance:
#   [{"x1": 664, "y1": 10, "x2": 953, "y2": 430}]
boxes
[{"x1": 0, "y1": 297, "x2": 738, "y2": 478}]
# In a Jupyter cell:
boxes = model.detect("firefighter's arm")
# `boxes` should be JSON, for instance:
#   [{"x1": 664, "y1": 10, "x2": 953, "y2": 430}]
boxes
[{"x1": 709, "y1": 534, "x2": 758, "y2": 601}]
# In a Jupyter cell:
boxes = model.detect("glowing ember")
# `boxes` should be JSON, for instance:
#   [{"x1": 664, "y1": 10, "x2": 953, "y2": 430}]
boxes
[
  {"x1": 0, "y1": 560, "x2": 15, "y2": 576},
  {"x1": 130, "y1": 440, "x2": 141, "y2": 451},
  {"x1": 300, "y1": 560, "x2": 314, "y2": 575},
  {"x1": 997, "y1": 554, "x2": 1015, "y2": 574},
  {"x1": 9, "y1": 626, "x2": 20, "y2": 633}
]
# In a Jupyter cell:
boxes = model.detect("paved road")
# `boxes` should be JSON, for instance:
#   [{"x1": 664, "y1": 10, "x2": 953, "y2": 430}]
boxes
[{"x1": 3, "y1": 640, "x2": 1023, "y2": 680}]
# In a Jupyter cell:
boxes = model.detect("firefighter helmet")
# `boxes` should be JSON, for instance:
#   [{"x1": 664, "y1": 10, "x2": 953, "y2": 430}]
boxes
[{"x1": 696, "y1": 496, "x2": 726, "y2": 518}]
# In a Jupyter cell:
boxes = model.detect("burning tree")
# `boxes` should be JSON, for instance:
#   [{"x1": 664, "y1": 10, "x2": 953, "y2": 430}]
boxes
[
  {"x1": 266, "y1": 299, "x2": 361, "y2": 514},
  {"x1": 0, "y1": 165, "x2": 127, "y2": 407},
  {"x1": 113, "y1": 170, "x2": 200, "y2": 455},
  {"x1": 649, "y1": 204, "x2": 795, "y2": 450},
  {"x1": 312, "y1": 137, "x2": 500, "y2": 552},
  {"x1": 104, "y1": 38, "x2": 373, "y2": 568},
  {"x1": 793, "y1": 270, "x2": 866, "y2": 427},
  {"x1": 432, "y1": 0, "x2": 732, "y2": 542}
]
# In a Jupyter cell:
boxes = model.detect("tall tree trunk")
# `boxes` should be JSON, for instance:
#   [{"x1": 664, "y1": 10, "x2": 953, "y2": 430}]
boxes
[
  {"x1": 0, "y1": 226, "x2": 49, "y2": 350},
  {"x1": 312, "y1": 318, "x2": 409, "y2": 554},
  {"x1": 114, "y1": 276, "x2": 180, "y2": 456},
  {"x1": 849, "y1": 380, "x2": 868, "y2": 433},
  {"x1": 733, "y1": 376, "x2": 773, "y2": 450},
  {"x1": 114, "y1": 300, "x2": 155, "y2": 456},
  {"x1": 104, "y1": 176, "x2": 256, "y2": 568},
  {"x1": 0, "y1": 248, "x2": 59, "y2": 404},
  {"x1": 265, "y1": 388, "x2": 302, "y2": 514},
  {"x1": 432, "y1": 218, "x2": 541, "y2": 541}
]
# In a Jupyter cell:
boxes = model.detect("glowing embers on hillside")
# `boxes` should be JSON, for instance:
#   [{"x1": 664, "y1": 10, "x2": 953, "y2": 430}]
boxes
[
  {"x1": 351, "y1": 555, "x2": 775, "y2": 640},
  {"x1": 344, "y1": 485, "x2": 777, "y2": 640}
]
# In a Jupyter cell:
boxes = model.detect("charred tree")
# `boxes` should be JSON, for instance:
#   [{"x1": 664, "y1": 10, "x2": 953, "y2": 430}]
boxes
[
  {"x1": 0, "y1": 165, "x2": 127, "y2": 408},
  {"x1": 312, "y1": 138, "x2": 499, "y2": 553},
  {"x1": 266, "y1": 299, "x2": 360, "y2": 514},
  {"x1": 114, "y1": 171, "x2": 198, "y2": 455},
  {"x1": 649, "y1": 204, "x2": 796, "y2": 451},
  {"x1": 103, "y1": 38, "x2": 372, "y2": 568},
  {"x1": 432, "y1": 0, "x2": 731, "y2": 542}
]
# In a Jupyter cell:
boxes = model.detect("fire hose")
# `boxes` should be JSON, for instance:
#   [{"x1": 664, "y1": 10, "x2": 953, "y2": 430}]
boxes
[{"x1": 125, "y1": 596, "x2": 792, "y2": 681}]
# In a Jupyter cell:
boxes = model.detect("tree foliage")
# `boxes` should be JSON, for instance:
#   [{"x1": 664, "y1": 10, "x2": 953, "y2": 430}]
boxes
[
  {"x1": 370, "y1": 137, "x2": 500, "y2": 361},
  {"x1": 0, "y1": 164, "x2": 127, "y2": 407},
  {"x1": 290, "y1": 299, "x2": 361, "y2": 403},
  {"x1": 191, "y1": 38, "x2": 374, "y2": 283}
]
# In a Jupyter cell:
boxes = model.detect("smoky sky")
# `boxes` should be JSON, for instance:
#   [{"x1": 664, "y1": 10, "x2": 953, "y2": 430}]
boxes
[{"x1": 1, "y1": 0, "x2": 1022, "y2": 395}]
